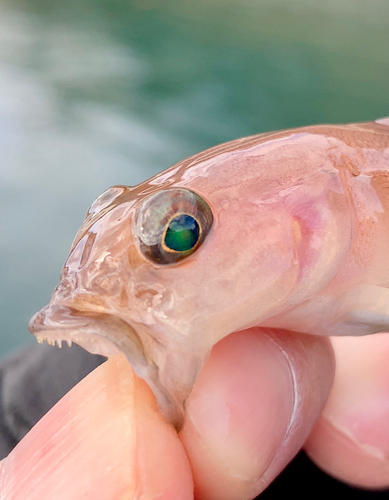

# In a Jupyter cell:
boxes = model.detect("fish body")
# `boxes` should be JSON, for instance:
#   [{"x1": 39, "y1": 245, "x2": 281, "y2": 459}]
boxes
[{"x1": 30, "y1": 119, "x2": 389, "y2": 427}]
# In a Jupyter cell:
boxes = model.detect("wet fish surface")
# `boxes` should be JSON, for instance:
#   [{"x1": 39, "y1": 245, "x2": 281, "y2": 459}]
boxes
[{"x1": 30, "y1": 118, "x2": 389, "y2": 427}]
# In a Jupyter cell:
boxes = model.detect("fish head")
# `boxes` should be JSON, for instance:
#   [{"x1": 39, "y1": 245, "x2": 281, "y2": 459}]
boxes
[{"x1": 29, "y1": 126, "x2": 358, "y2": 427}]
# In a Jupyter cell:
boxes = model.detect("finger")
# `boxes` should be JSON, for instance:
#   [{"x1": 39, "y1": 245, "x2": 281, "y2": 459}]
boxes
[
  {"x1": 179, "y1": 328, "x2": 335, "y2": 500},
  {"x1": 305, "y1": 333, "x2": 389, "y2": 489},
  {"x1": 0, "y1": 354, "x2": 193, "y2": 500}
]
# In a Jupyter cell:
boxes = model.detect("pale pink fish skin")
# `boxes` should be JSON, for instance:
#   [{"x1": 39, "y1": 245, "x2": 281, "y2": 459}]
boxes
[{"x1": 29, "y1": 120, "x2": 389, "y2": 427}]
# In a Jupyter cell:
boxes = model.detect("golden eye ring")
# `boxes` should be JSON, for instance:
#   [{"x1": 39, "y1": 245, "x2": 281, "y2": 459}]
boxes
[{"x1": 135, "y1": 189, "x2": 213, "y2": 265}]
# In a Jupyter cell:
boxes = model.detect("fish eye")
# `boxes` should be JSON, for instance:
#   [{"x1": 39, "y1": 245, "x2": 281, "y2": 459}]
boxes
[{"x1": 135, "y1": 188, "x2": 213, "y2": 264}]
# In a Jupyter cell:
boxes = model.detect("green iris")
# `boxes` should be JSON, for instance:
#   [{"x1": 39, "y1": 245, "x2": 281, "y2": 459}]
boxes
[
  {"x1": 136, "y1": 188, "x2": 213, "y2": 264},
  {"x1": 164, "y1": 214, "x2": 200, "y2": 252}
]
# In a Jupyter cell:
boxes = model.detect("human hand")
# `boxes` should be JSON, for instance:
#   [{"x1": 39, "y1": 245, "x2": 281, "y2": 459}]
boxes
[{"x1": 0, "y1": 328, "x2": 388, "y2": 499}]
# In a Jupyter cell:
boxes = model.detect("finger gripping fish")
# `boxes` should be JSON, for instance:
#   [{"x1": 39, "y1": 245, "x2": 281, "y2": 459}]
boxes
[{"x1": 29, "y1": 119, "x2": 389, "y2": 428}]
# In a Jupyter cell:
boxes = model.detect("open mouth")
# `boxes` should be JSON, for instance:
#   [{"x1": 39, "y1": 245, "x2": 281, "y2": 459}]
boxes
[
  {"x1": 29, "y1": 304, "x2": 147, "y2": 363},
  {"x1": 29, "y1": 302, "x2": 198, "y2": 428},
  {"x1": 29, "y1": 302, "x2": 179, "y2": 418}
]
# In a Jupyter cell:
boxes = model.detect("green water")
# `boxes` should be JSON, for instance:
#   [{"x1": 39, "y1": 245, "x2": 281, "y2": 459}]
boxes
[{"x1": 1, "y1": 0, "x2": 388, "y2": 355}]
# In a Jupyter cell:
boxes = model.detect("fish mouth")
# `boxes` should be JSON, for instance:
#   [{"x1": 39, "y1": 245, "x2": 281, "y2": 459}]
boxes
[
  {"x1": 29, "y1": 303, "x2": 187, "y2": 428},
  {"x1": 29, "y1": 304, "x2": 152, "y2": 374}
]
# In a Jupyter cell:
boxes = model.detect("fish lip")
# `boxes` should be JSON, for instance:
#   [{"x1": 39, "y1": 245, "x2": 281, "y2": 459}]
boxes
[{"x1": 29, "y1": 303, "x2": 146, "y2": 360}]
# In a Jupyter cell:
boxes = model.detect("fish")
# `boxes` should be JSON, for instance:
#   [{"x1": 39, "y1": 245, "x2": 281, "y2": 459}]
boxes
[{"x1": 29, "y1": 118, "x2": 389, "y2": 428}]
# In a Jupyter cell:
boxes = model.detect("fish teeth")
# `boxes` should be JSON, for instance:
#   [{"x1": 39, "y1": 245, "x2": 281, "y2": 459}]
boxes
[{"x1": 36, "y1": 336, "x2": 72, "y2": 348}]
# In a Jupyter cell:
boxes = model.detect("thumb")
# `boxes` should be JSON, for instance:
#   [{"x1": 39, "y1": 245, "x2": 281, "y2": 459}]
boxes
[
  {"x1": 0, "y1": 354, "x2": 193, "y2": 500},
  {"x1": 179, "y1": 328, "x2": 335, "y2": 500}
]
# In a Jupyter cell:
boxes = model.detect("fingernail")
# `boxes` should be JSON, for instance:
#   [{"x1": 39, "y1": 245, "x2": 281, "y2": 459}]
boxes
[
  {"x1": 182, "y1": 329, "x2": 295, "y2": 483},
  {"x1": 324, "y1": 336, "x2": 389, "y2": 461}
]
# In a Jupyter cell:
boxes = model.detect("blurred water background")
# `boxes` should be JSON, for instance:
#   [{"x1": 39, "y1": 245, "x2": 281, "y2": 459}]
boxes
[{"x1": 0, "y1": 0, "x2": 388, "y2": 356}]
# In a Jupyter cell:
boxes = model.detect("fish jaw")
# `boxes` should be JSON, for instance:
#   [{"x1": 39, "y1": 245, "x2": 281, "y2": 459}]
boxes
[
  {"x1": 30, "y1": 304, "x2": 142, "y2": 358},
  {"x1": 29, "y1": 302, "x2": 210, "y2": 429}
]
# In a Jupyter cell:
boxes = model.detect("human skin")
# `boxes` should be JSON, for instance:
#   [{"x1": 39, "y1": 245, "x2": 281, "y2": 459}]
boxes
[{"x1": 1, "y1": 327, "x2": 389, "y2": 500}]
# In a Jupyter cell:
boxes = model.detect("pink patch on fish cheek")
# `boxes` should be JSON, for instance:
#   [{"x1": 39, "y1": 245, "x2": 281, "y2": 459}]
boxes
[{"x1": 291, "y1": 203, "x2": 324, "y2": 280}]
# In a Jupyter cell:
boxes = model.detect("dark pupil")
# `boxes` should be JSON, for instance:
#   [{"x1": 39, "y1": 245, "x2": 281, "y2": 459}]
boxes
[{"x1": 164, "y1": 214, "x2": 200, "y2": 252}]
